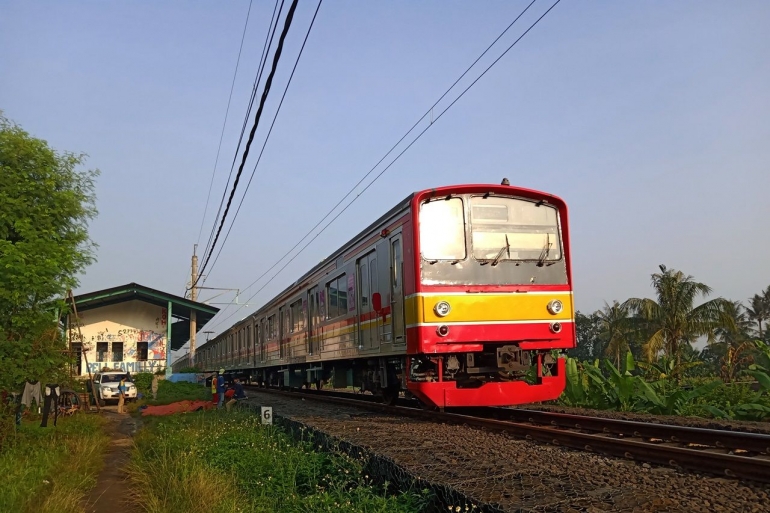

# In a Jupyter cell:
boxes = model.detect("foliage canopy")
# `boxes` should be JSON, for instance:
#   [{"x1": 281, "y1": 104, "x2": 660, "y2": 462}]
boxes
[{"x1": 0, "y1": 114, "x2": 98, "y2": 390}]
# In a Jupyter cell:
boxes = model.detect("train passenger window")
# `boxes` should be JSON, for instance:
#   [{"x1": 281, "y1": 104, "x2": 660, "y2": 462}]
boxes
[
  {"x1": 326, "y1": 274, "x2": 347, "y2": 319},
  {"x1": 290, "y1": 299, "x2": 304, "y2": 332},
  {"x1": 360, "y1": 263, "x2": 369, "y2": 307},
  {"x1": 420, "y1": 197, "x2": 466, "y2": 260}
]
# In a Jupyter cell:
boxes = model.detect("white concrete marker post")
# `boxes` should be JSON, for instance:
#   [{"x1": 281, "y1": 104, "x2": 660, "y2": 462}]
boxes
[{"x1": 261, "y1": 406, "x2": 273, "y2": 425}]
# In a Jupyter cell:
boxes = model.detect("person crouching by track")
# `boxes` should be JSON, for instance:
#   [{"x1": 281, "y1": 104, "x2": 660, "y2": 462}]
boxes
[
  {"x1": 226, "y1": 378, "x2": 247, "y2": 411},
  {"x1": 217, "y1": 369, "x2": 226, "y2": 409}
]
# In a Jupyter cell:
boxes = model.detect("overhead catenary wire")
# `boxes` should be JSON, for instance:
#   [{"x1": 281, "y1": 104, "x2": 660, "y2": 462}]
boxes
[
  {"x1": 206, "y1": 0, "x2": 536, "y2": 290},
  {"x1": 194, "y1": 0, "x2": 300, "y2": 291},
  {"x1": 205, "y1": 0, "x2": 563, "y2": 332},
  {"x1": 206, "y1": 0, "x2": 324, "y2": 276},
  {"x1": 199, "y1": 0, "x2": 285, "y2": 270},
  {"x1": 196, "y1": 0, "x2": 255, "y2": 249}
]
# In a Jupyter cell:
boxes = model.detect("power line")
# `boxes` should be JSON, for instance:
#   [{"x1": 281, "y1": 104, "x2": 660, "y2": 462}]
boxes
[
  {"x1": 207, "y1": 0, "x2": 540, "y2": 303},
  {"x1": 205, "y1": 0, "x2": 562, "y2": 332},
  {"x1": 206, "y1": 0, "x2": 324, "y2": 276},
  {"x1": 196, "y1": 0, "x2": 254, "y2": 249},
  {"x1": 195, "y1": 0, "x2": 301, "y2": 288},
  {"x1": 200, "y1": 0, "x2": 285, "y2": 267}
]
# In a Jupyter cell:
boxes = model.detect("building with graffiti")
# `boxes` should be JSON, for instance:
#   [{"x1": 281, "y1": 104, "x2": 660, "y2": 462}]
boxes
[{"x1": 66, "y1": 283, "x2": 219, "y2": 376}]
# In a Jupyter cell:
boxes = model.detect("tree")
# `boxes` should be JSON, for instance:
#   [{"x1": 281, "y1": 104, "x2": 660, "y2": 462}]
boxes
[
  {"x1": 596, "y1": 301, "x2": 631, "y2": 368},
  {"x1": 0, "y1": 114, "x2": 98, "y2": 391},
  {"x1": 715, "y1": 300, "x2": 754, "y2": 347},
  {"x1": 746, "y1": 286, "x2": 770, "y2": 338},
  {"x1": 623, "y1": 265, "x2": 732, "y2": 373},
  {"x1": 568, "y1": 311, "x2": 602, "y2": 361}
]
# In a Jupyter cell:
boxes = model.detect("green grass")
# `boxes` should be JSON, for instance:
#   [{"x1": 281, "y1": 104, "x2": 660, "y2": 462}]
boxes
[
  {"x1": 127, "y1": 410, "x2": 433, "y2": 513},
  {"x1": 0, "y1": 413, "x2": 108, "y2": 513}
]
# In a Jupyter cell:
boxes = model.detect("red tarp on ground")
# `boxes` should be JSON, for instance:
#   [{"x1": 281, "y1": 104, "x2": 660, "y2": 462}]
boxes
[{"x1": 140, "y1": 400, "x2": 214, "y2": 416}]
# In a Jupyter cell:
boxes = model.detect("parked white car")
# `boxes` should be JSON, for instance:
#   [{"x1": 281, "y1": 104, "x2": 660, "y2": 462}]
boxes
[{"x1": 93, "y1": 371, "x2": 137, "y2": 404}]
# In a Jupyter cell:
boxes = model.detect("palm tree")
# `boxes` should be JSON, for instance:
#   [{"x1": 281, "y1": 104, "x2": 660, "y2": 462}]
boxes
[
  {"x1": 745, "y1": 287, "x2": 770, "y2": 338},
  {"x1": 714, "y1": 300, "x2": 754, "y2": 347},
  {"x1": 596, "y1": 301, "x2": 631, "y2": 369},
  {"x1": 623, "y1": 265, "x2": 733, "y2": 372}
]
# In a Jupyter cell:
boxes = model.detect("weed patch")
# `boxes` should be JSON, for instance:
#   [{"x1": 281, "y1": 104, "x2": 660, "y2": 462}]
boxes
[
  {"x1": 127, "y1": 410, "x2": 432, "y2": 512},
  {"x1": 0, "y1": 413, "x2": 108, "y2": 513}
]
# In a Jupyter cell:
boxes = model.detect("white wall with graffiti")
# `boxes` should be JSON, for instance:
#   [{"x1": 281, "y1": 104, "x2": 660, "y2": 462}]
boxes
[{"x1": 70, "y1": 300, "x2": 168, "y2": 375}]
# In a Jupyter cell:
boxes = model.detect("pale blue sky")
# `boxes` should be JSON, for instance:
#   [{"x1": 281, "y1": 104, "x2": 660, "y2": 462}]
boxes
[{"x1": 2, "y1": 1, "x2": 769, "y2": 358}]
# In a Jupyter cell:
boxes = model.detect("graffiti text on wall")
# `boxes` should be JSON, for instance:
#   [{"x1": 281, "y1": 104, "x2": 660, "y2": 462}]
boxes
[{"x1": 87, "y1": 360, "x2": 166, "y2": 374}]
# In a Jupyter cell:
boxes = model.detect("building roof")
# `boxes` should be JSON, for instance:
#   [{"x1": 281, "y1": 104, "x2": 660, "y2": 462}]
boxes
[{"x1": 69, "y1": 283, "x2": 220, "y2": 351}]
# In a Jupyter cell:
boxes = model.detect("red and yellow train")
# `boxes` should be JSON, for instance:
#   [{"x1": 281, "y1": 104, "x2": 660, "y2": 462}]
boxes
[{"x1": 183, "y1": 182, "x2": 575, "y2": 409}]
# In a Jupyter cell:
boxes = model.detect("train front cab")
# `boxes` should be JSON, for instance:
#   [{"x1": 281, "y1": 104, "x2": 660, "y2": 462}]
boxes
[{"x1": 405, "y1": 185, "x2": 575, "y2": 409}]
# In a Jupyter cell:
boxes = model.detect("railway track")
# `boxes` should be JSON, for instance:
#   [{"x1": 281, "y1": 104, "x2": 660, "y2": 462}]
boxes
[{"x1": 244, "y1": 385, "x2": 770, "y2": 483}]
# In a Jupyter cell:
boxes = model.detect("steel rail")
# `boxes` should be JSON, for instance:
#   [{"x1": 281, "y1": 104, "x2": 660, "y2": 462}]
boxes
[
  {"x1": 469, "y1": 407, "x2": 770, "y2": 454},
  {"x1": 244, "y1": 385, "x2": 770, "y2": 483}
]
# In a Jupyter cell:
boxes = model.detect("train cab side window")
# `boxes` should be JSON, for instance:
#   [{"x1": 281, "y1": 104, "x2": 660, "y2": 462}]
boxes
[
  {"x1": 420, "y1": 197, "x2": 466, "y2": 260},
  {"x1": 326, "y1": 274, "x2": 347, "y2": 319}
]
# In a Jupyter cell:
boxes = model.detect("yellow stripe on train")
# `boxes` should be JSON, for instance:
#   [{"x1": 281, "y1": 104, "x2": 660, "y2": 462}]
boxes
[{"x1": 405, "y1": 292, "x2": 573, "y2": 325}]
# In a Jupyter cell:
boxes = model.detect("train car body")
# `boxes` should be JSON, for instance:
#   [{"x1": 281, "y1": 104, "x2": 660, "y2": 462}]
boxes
[{"x1": 193, "y1": 183, "x2": 575, "y2": 409}]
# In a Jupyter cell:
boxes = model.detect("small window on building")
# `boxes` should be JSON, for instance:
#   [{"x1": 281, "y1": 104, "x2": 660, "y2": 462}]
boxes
[
  {"x1": 96, "y1": 342, "x2": 108, "y2": 362},
  {"x1": 267, "y1": 315, "x2": 276, "y2": 340},
  {"x1": 137, "y1": 342, "x2": 149, "y2": 362},
  {"x1": 112, "y1": 342, "x2": 124, "y2": 362}
]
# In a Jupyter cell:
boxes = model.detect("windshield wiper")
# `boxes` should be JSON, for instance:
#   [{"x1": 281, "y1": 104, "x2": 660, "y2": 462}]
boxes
[
  {"x1": 491, "y1": 234, "x2": 510, "y2": 267},
  {"x1": 536, "y1": 233, "x2": 552, "y2": 267},
  {"x1": 480, "y1": 235, "x2": 510, "y2": 266}
]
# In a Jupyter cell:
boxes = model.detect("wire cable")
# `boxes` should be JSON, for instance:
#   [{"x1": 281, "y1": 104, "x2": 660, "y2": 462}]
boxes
[
  {"x1": 206, "y1": 0, "x2": 324, "y2": 276},
  {"x1": 200, "y1": 0, "x2": 284, "y2": 266},
  {"x1": 205, "y1": 0, "x2": 535, "y2": 287},
  {"x1": 196, "y1": 0, "x2": 254, "y2": 248},
  {"x1": 206, "y1": 0, "x2": 562, "y2": 331},
  {"x1": 196, "y1": 0, "x2": 301, "y2": 288}
]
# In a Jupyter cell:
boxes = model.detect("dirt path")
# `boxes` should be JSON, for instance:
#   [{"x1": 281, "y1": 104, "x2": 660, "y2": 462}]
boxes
[{"x1": 83, "y1": 409, "x2": 140, "y2": 513}]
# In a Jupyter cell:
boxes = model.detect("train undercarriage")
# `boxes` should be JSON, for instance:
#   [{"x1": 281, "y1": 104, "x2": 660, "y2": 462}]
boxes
[{"x1": 240, "y1": 345, "x2": 565, "y2": 409}]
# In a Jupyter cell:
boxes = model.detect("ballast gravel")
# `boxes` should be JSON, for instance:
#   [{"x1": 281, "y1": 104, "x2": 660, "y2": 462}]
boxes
[{"x1": 242, "y1": 391, "x2": 769, "y2": 513}]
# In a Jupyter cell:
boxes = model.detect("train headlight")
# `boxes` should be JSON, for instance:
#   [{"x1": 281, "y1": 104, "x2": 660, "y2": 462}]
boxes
[
  {"x1": 434, "y1": 301, "x2": 451, "y2": 317},
  {"x1": 547, "y1": 299, "x2": 563, "y2": 315}
]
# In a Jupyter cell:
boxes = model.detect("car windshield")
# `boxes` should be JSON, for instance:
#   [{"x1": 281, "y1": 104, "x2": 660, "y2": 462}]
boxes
[{"x1": 101, "y1": 374, "x2": 130, "y2": 383}]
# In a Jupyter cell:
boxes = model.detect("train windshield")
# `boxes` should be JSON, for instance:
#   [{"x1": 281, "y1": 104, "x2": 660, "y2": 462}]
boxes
[
  {"x1": 470, "y1": 196, "x2": 561, "y2": 263},
  {"x1": 419, "y1": 197, "x2": 467, "y2": 261}
]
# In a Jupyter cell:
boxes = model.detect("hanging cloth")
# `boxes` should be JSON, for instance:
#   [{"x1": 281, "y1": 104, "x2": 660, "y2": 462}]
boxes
[
  {"x1": 40, "y1": 384, "x2": 60, "y2": 428},
  {"x1": 22, "y1": 380, "x2": 42, "y2": 408}
]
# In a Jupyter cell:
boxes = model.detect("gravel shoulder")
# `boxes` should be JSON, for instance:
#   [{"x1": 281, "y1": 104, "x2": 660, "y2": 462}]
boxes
[{"x1": 244, "y1": 391, "x2": 769, "y2": 513}]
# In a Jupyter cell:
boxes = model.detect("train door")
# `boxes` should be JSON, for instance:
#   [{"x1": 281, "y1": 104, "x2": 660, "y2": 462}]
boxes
[
  {"x1": 357, "y1": 251, "x2": 378, "y2": 350},
  {"x1": 390, "y1": 235, "x2": 406, "y2": 344}
]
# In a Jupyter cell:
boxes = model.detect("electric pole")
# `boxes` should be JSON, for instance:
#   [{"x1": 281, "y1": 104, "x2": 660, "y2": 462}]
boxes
[{"x1": 190, "y1": 244, "x2": 198, "y2": 367}]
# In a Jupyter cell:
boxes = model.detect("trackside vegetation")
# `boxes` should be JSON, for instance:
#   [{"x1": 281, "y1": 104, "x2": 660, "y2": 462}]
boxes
[
  {"x1": 0, "y1": 414, "x2": 108, "y2": 513},
  {"x1": 564, "y1": 265, "x2": 770, "y2": 421},
  {"x1": 127, "y1": 410, "x2": 432, "y2": 513}
]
